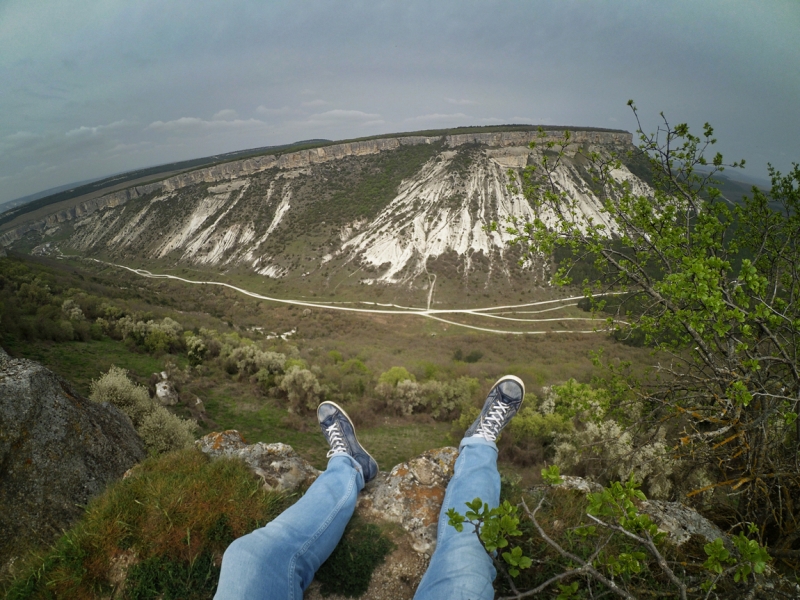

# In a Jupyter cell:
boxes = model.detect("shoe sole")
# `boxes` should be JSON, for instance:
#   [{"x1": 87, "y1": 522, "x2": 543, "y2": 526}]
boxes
[
  {"x1": 488, "y1": 374, "x2": 526, "y2": 399},
  {"x1": 318, "y1": 401, "x2": 379, "y2": 472}
]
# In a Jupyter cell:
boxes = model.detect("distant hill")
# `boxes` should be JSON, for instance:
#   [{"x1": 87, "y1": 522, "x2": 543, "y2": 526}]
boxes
[
  {"x1": 0, "y1": 139, "x2": 331, "y2": 228},
  {"x1": 0, "y1": 125, "x2": 644, "y2": 305}
]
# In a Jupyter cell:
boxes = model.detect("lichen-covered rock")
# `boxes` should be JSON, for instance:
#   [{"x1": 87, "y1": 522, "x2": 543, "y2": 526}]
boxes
[
  {"x1": 554, "y1": 475, "x2": 602, "y2": 494},
  {"x1": 640, "y1": 500, "x2": 727, "y2": 547},
  {"x1": 197, "y1": 430, "x2": 321, "y2": 491},
  {"x1": 546, "y1": 474, "x2": 726, "y2": 547},
  {"x1": 155, "y1": 380, "x2": 179, "y2": 406},
  {"x1": 198, "y1": 432, "x2": 458, "y2": 556},
  {"x1": 358, "y1": 448, "x2": 458, "y2": 555},
  {"x1": 0, "y1": 347, "x2": 146, "y2": 574}
]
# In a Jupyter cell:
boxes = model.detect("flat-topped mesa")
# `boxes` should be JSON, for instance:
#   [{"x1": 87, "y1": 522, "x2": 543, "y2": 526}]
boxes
[
  {"x1": 445, "y1": 129, "x2": 632, "y2": 148},
  {"x1": 0, "y1": 128, "x2": 633, "y2": 248}
]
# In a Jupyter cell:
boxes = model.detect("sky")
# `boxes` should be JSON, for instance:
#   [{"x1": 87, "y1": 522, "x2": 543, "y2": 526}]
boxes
[{"x1": 1, "y1": 0, "x2": 798, "y2": 205}]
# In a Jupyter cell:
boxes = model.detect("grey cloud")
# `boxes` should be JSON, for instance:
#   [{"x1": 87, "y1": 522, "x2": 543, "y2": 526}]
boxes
[
  {"x1": 404, "y1": 113, "x2": 470, "y2": 124},
  {"x1": 0, "y1": 0, "x2": 797, "y2": 204},
  {"x1": 145, "y1": 117, "x2": 269, "y2": 133},
  {"x1": 211, "y1": 110, "x2": 239, "y2": 121}
]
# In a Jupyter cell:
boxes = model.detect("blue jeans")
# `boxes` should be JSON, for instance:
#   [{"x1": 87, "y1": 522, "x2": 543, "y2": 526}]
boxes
[{"x1": 215, "y1": 437, "x2": 500, "y2": 600}]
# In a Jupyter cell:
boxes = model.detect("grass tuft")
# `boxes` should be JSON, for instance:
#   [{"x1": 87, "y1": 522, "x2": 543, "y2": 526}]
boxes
[{"x1": 315, "y1": 518, "x2": 395, "y2": 597}]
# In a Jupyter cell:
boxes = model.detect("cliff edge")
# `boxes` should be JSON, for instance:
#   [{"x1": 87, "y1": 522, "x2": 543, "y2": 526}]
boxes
[{"x1": 0, "y1": 348, "x2": 146, "y2": 575}]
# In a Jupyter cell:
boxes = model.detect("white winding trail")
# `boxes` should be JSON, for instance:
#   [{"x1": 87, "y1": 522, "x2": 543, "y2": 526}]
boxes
[{"x1": 87, "y1": 258, "x2": 625, "y2": 336}]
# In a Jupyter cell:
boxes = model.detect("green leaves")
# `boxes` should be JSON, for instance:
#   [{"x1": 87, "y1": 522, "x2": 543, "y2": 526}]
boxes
[
  {"x1": 541, "y1": 464, "x2": 564, "y2": 485},
  {"x1": 703, "y1": 538, "x2": 730, "y2": 574},
  {"x1": 556, "y1": 581, "x2": 580, "y2": 599},
  {"x1": 501, "y1": 546, "x2": 532, "y2": 577},
  {"x1": 447, "y1": 498, "x2": 532, "y2": 578},
  {"x1": 445, "y1": 507, "x2": 465, "y2": 533},
  {"x1": 732, "y1": 530, "x2": 770, "y2": 582},
  {"x1": 703, "y1": 529, "x2": 770, "y2": 583}
]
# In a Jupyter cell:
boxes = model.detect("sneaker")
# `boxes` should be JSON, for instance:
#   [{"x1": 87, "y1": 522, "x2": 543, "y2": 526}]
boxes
[
  {"x1": 464, "y1": 375, "x2": 525, "y2": 442},
  {"x1": 317, "y1": 401, "x2": 379, "y2": 484}
]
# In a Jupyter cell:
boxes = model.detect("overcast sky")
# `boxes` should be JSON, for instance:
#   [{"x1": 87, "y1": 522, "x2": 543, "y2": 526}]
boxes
[{"x1": 1, "y1": 0, "x2": 797, "y2": 205}]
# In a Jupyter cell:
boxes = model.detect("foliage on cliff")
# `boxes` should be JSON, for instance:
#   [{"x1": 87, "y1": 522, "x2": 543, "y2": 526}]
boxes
[
  {"x1": 499, "y1": 104, "x2": 800, "y2": 586},
  {"x1": 2, "y1": 449, "x2": 289, "y2": 600}
]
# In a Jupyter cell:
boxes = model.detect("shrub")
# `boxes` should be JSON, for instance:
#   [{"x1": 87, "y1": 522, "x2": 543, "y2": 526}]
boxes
[
  {"x1": 185, "y1": 334, "x2": 208, "y2": 366},
  {"x1": 419, "y1": 377, "x2": 479, "y2": 420},
  {"x1": 228, "y1": 345, "x2": 286, "y2": 376},
  {"x1": 280, "y1": 367, "x2": 322, "y2": 413},
  {"x1": 90, "y1": 365, "x2": 152, "y2": 427},
  {"x1": 387, "y1": 379, "x2": 422, "y2": 415},
  {"x1": 554, "y1": 420, "x2": 676, "y2": 499},
  {"x1": 464, "y1": 350, "x2": 483, "y2": 363},
  {"x1": 90, "y1": 366, "x2": 196, "y2": 455},
  {"x1": 117, "y1": 316, "x2": 185, "y2": 354},
  {"x1": 377, "y1": 366, "x2": 415, "y2": 387},
  {"x1": 61, "y1": 299, "x2": 85, "y2": 321},
  {"x1": 139, "y1": 406, "x2": 198, "y2": 456}
]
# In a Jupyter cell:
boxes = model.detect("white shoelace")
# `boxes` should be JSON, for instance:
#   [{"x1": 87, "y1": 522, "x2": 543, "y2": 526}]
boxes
[
  {"x1": 475, "y1": 402, "x2": 510, "y2": 442},
  {"x1": 325, "y1": 423, "x2": 348, "y2": 458}
]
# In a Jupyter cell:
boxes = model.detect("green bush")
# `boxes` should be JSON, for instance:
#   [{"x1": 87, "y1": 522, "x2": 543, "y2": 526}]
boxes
[
  {"x1": 90, "y1": 365, "x2": 152, "y2": 427},
  {"x1": 139, "y1": 407, "x2": 197, "y2": 456},
  {"x1": 280, "y1": 366, "x2": 322, "y2": 413},
  {"x1": 90, "y1": 366, "x2": 196, "y2": 455},
  {"x1": 377, "y1": 366, "x2": 415, "y2": 387}
]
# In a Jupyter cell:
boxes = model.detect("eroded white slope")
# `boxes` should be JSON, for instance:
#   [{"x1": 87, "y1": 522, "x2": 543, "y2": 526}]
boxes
[{"x1": 341, "y1": 150, "x2": 632, "y2": 283}]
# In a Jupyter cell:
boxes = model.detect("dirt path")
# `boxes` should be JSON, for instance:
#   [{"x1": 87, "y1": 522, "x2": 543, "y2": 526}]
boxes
[{"x1": 85, "y1": 258, "x2": 623, "y2": 335}]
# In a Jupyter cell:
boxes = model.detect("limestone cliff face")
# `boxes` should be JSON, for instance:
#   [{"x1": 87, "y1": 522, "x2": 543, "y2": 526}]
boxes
[
  {"x1": 0, "y1": 348, "x2": 145, "y2": 573},
  {"x1": 1, "y1": 129, "x2": 643, "y2": 290}
]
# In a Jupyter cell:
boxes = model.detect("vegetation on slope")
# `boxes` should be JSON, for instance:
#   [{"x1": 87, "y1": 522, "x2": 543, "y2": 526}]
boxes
[{"x1": 2, "y1": 449, "x2": 289, "y2": 599}]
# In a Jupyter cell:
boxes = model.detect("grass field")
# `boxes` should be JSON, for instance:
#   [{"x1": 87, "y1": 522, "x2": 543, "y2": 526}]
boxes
[{"x1": 2, "y1": 252, "x2": 659, "y2": 475}]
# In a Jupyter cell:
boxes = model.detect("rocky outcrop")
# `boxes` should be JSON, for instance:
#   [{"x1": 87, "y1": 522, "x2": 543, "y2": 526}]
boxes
[
  {"x1": 196, "y1": 431, "x2": 456, "y2": 600},
  {"x1": 445, "y1": 129, "x2": 631, "y2": 148},
  {"x1": 0, "y1": 136, "x2": 437, "y2": 248},
  {"x1": 197, "y1": 431, "x2": 729, "y2": 555},
  {"x1": 197, "y1": 431, "x2": 740, "y2": 599},
  {"x1": 197, "y1": 431, "x2": 457, "y2": 555},
  {"x1": 0, "y1": 182, "x2": 162, "y2": 247},
  {"x1": 640, "y1": 499, "x2": 728, "y2": 547},
  {"x1": 358, "y1": 447, "x2": 458, "y2": 554},
  {"x1": 0, "y1": 347, "x2": 146, "y2": 573},
  {"x1": 197, "y1": 430, "x2": 321, "y2": 491}
]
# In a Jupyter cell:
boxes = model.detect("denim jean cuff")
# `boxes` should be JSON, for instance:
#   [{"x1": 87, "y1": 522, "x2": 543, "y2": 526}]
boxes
[
  {"x1": 327, "y1": 453, "x2": 365, "y2": 491},
  {"x1": 459, "y1": 435, "x2": 498, "y2": 452}
]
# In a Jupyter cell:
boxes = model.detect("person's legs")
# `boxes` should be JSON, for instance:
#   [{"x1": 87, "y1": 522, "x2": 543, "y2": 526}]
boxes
[
  {"x1": 215, "y1": 402, "x2": 378, "y2": 600},
  {"x1": 215, "y1": 454, "x2": 363, "y2": 599},
  {"x1": 414, "y1": 375, "x2": 525, "y2": 600}
]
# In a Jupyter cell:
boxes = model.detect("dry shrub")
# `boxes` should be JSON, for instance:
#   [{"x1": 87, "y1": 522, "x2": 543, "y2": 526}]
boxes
[
  {"x1": 280, "y1": 366, "x2": 322, "y2": 413},
  {"x1": 139, "y1": 407, "x2": 197, "y2": 456},
  {"x1": 553, "y1": 421, "x2": 676, "y2": 499},
  {"x1": 90, "y1": 366, "x2": 196, "y2": 456},
  {"x1": 228, "y1": 345, "x2": 286, "y2": 376},
  {"x1": 90, "y1": 365, "x2": 152, "y2": 427}
]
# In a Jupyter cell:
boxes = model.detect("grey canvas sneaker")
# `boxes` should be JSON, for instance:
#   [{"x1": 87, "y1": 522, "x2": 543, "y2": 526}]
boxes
[
  {"x1": 317, "y1": 401, "x2": 379, "y2": 484},
  {"x1": 464, "y1": 375, "x2": 525, "y2": 442}
]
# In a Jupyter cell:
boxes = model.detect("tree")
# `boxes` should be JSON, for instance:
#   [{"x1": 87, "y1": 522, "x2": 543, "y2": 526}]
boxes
[{"x1": 502, "y1": 102, "x2": 800, "y2": 560}]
